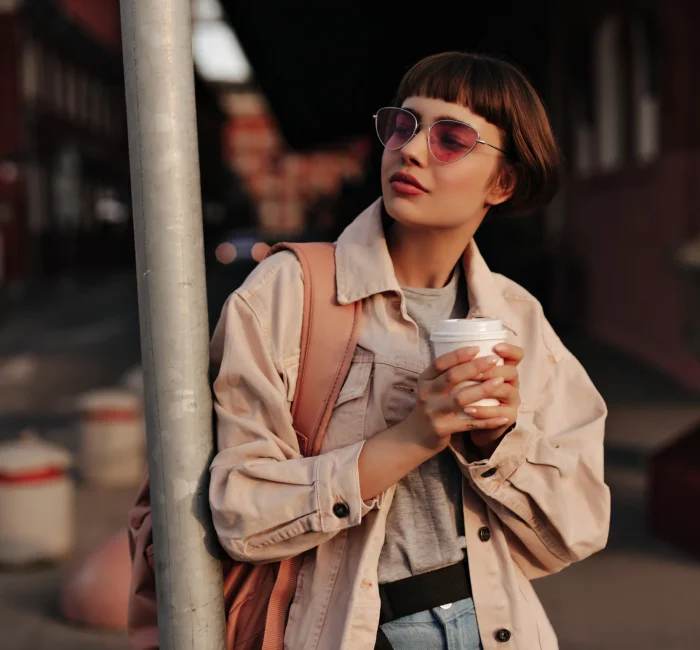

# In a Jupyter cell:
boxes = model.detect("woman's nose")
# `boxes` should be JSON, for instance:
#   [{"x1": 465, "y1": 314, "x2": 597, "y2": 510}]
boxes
[{"x1": 400, "y1": 127, "x2": 429, "y2": 166}]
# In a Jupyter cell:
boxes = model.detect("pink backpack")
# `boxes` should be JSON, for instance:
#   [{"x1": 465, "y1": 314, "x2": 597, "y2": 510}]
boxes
[{"x1": 127, "y1": 242, "x2": 363, "y2": 650}]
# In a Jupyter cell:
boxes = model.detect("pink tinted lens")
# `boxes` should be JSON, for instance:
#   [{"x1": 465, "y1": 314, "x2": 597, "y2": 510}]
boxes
[
  {"x1": 376, "y1": 108, "x2": 416, "y2": 149},
  {"x1": 429, "y1": 121, "x2": 479, "y2": 162}
]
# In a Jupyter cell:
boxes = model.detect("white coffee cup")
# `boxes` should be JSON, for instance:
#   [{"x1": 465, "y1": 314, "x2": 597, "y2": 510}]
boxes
[{"x1": 430, "y1": 318, "x2": 508, "y2": 414}]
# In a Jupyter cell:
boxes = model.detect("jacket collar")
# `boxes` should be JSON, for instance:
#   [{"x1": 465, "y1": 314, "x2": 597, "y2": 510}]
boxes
[{"x1": 335, "y1": 198, "x2": 520, "y2": 335}]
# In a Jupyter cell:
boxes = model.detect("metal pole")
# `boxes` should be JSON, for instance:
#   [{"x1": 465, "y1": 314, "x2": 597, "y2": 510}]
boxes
[{"x1": 120, "y1": 2, "x2": 226, "y2": 649}]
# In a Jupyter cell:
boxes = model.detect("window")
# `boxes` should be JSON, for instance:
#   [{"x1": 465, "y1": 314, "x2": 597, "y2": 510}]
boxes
[
  {"x1": 91, "y1": 82, "x2": 104, "y2": 130},
  {"x1": 40, "y1": 46, "x2": 53, "y2": 106},
  {"x1": 632, "y1": 15, "x2": 660, "y2": 162},
  {"x1": 570, "y1": 13, "x2": 659, "y2": 178},
  {"x1": 26, "y1": 163, "x2": 48, "y2": 233},
  {"x1": 81, "y1": 180, "x2": 93, "y2": 229},
  {"x1": 53, "y1": 58, "x2": 63, "y2": 113},
  {"x1": 21, "y1": 38, "x2": 39, "y2": 101},
  {"x1": 77, "y1": 72, "x2": 90, "y2": 125},
  {"x1": 102, "y1": 90, "x2": 111, "y2": 134},
  {"x1": 65, "y1": 63, "x2": 78, "y2": 118},
  {"x1": 102, "y1": 88, "x2": 113, "y2": 134},
  {"x1": 570, "y1": 28, "x2": 596, "y2": 177},
  {"x1": 52, "y1": 147, "x2": 82, "y2": 230},
  {"x1": 595, "y1": 15, "x2": 626, "y2": 172}
]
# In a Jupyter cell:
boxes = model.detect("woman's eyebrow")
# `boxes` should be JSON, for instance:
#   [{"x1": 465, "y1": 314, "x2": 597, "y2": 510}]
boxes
[
  {"x1": 402, "y1": 107, "x2": 469, "y2": 124},
  {"x1": 402, "y1": 107, "x2": 421, "y2": 120},
  {"x1": 434, "y1": 113, "x2": 467, "y2": 123}
]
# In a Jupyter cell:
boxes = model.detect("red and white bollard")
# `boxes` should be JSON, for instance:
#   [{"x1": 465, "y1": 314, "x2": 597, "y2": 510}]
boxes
[
  {"x1": 77, "y1": 389, "x2": 146, "y2": 487},
  {"x1": 0, "y1": 432, "x2": 74, "y2": 565}
]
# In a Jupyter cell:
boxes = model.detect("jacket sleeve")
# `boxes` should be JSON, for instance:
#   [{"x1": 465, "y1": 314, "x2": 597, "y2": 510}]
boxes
[
  {"x1": 465, "y1": 318, "x2": 611, "y2": 579},
  {"x1": 209, "y1": 264, "x2": 377, "y2": 565}
]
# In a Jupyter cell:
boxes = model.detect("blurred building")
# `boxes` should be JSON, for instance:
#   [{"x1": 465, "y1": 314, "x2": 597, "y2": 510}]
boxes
[
  {"x1": 192, "y1": 1, "x2": 368, "y2": 238},
  {"x1": 0, "y1": 0, "x2": 237, "y2": 289},
  {"x1": 0, "y1": 0, "x2": 129, "y2": 286},
  {"x1": 220, "y1": 89, "x2": 368, "y2": 237},
  {"x1": 195, "y1": 75, "x2": 243, "y2": 247},
  {"x1": 191, "y1": 0, "x2": 259, "y2": 245},
  {"x1": 550, "y1": 0, "x2": 700, "y2": 389}
]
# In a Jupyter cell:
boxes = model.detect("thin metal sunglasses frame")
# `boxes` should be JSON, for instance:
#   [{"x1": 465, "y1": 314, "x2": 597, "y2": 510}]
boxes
[{"x1": 373, "y1": 106, "x2": 506, "y2": 163}]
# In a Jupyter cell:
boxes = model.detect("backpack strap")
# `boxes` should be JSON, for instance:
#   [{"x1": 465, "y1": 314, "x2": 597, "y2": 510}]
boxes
[
  {"x1": 266, "y1": 241, "x2": 363, "y2": 456},
  {"x1": 261, "y1": 241, "x2": 363, "y2": 650}
]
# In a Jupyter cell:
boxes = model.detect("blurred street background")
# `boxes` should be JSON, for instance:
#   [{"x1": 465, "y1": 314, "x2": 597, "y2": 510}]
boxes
[{"x1": 1, "y1": 1, "x2": 700, "y2": 649}]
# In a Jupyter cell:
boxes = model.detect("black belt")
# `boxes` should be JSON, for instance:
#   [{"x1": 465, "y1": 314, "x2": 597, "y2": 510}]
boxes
[{"x1": 375, "y1": 560, "x2": 473, "y2": 650}]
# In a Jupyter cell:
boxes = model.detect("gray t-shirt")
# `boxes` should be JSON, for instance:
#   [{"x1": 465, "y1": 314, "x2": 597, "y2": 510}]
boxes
[{"x1": 378, "y1": 266, "x2": 469, "y2": 584}]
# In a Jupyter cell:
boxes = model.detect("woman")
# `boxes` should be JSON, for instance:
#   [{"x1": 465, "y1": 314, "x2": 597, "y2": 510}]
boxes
[{"x1": 209, "y1": 52, "x2": 610, "y2": 650}]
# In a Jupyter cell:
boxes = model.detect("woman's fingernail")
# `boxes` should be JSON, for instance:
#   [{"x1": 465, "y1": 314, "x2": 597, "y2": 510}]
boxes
[
  {"x1": 488, "y1": 377, "x2": 504, "y2": 387},
  {"x1": 485, "y1": 355, "x2": 500, "y2": 365},
  {"x1": 496, "y1": 417, "x2": 509, "y2": 425},
  {"x1": 464, "y1": 407, "x2": 478, "y2": 415},
  {"x1": 494, "y1": 343, "x2": 507, "y2": 351}
]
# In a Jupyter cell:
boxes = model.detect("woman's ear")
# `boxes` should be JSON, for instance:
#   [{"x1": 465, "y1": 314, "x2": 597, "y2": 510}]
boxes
[{"x1": 486, "y1": 163, "x2": 517, "y2": 207}]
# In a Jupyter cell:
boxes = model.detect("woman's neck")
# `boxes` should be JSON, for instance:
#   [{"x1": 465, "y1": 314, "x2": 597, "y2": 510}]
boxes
[
  {"x1": 385, "y1": 219, "x2": 476, "y2": 289},
  {"x1": 387, "y1": 221, "x2": 477, "y2": 289}
]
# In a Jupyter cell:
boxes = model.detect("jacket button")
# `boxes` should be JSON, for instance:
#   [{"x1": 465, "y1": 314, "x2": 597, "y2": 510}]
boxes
[
  {"x1": 481, "y1": 467, "x2": 497, "y2": 478},
  {"x1": 478, "y1": 526, "x2": 491, "y2": 542},
  {"x1": 332, "y1": 502, "x2": 350, "y2": 518},
  {"x1": 495, "y1": 628, "x2": 511, "y2": 643}
]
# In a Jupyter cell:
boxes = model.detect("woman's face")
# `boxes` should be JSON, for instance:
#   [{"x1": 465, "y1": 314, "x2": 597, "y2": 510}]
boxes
[{"x1": 381, "y1": 96, "x2": 510, "y2": 232}]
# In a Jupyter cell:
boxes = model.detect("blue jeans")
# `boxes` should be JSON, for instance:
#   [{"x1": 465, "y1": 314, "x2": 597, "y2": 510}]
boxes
[{"x1": 379, "y1": 597, "x2": 483, "y2": 650}]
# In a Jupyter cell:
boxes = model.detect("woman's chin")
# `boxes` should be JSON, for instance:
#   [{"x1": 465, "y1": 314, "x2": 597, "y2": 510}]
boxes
[
  {"x1": 383, "y1": 191, "x2": 485, "y2": 233},
  {"x1": 382, "y1": 193, "x2": 432, "y2": 228}
]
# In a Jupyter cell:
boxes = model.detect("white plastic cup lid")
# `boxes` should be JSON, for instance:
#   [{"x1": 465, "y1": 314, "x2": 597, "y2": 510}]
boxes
[{"x1": 430, "y1": 318, "x2": 508, "y2": 342}]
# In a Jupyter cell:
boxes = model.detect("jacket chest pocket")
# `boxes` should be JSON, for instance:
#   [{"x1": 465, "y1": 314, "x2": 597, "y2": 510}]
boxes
[
  {"x1": 321, "y1": 356, "x2": 374, "y2": 452},
  {"x1": 380, "y1": 365, "x2": 419, "y2": 429}
]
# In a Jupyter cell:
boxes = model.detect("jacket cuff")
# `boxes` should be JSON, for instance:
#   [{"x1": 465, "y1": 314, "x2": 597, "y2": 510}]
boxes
[
  {"x1": 315, "y1": 441, "x2": 375, "y2": 533},
  {"x1": 466, "y1": 425, "x2": 535, "y2": 487}
]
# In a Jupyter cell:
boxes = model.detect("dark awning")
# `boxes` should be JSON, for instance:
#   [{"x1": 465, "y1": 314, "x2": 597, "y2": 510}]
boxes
[{"x1": 220, "y1": 0, "x2": 552, "y2": 150}]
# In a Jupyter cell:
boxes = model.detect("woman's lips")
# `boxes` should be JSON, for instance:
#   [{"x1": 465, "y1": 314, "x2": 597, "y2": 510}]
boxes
[
  {"x1": 390, "y1": 180, "x2": 427, "y2": 195},
  {"x1": 389, "y1": 172, "x2": 427, "y2": 195}
]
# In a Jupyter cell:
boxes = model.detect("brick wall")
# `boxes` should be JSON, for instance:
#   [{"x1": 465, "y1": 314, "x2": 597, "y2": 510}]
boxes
[
  {"x1": 566, "y1": 152, "x2": 700, "y2": 389},
  {"x1": 554, "y1": 0, "x2": 700, "y2": 389}
]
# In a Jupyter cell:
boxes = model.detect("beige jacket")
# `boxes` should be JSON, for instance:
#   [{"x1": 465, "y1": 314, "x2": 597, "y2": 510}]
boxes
[{"x1": 209, "y1": 198, "x2": 610, "y2": 650}]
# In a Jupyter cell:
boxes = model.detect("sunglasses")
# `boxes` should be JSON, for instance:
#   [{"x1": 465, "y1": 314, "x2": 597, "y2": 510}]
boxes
[{"x1": 374, "y1": 106, "x2": 506, "y2": 164}]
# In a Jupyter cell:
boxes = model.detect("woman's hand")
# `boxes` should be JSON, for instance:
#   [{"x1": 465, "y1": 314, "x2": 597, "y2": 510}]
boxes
[
  {"x1": 405, "y1": 346, "x2": 509, "y2": 452},
  {"x1": 359, "y1": 345, "x2": 522, "y2": 499},
  {"x1": 462, "y1": 343, "x2": 524, "y2": 455}
]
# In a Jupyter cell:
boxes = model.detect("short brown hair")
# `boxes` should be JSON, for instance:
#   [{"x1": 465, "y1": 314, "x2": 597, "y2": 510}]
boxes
[{"x1": 394, "y1": 52, "x2": 562, "y2": 217}]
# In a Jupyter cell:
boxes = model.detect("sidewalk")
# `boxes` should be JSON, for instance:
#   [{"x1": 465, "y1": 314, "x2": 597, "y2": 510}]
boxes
[
  {"x1": 0, "y1": 273, "x2": 142, "y2": 440},
  {"x1": 1, "y1": 275, "x2": 699, "y2": 650},
  {"x1": 534, "y1": 337, "x2": 700, "y2": 650},
  {"x1": 1, "y1": 486, "x2": 134, "y2": 650},
  {"x1": 0, "y1": 273, "x2": 140, "y2": 650}
]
